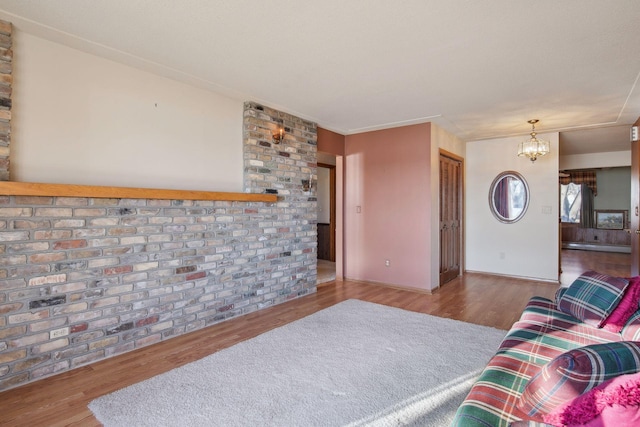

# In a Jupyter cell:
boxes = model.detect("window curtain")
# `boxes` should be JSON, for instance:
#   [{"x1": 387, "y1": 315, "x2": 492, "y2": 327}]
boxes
[
  {"x1": 496, "y1": 178, "x2": 509, "y2": 218},
  {"x1": 580, "y1": 183, "x2": 595, "y2": 228},
  {"x1": 559, "y1": 170, "x2": 597, "y2": 196}
]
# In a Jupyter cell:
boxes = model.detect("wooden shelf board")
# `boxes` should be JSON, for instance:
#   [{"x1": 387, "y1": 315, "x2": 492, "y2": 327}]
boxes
[{"x1": 0, "y1": 181, "x2": 277, "y2": 202}]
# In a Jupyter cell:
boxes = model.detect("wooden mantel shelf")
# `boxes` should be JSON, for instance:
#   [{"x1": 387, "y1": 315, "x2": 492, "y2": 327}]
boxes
[{"x1": 0, "y1": 181, "x2": 277, "y2": 203}]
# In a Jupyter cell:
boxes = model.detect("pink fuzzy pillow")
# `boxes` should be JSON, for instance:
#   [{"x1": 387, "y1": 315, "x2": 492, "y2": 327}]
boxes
[
  {"x1": 602, "y1": 277, "x2": 640, "y2": 333},
  {"x1": 518, "y1": 342, "x2": 640, "y2": 418},
  {"x1": 543, "y1": 371, "x2": 640, "y2": 426}
]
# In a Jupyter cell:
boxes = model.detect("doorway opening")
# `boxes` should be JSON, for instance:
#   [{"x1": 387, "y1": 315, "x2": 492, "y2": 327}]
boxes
[
  {"x1": 559, "y1": 167, "x2": 632, "y2": 285},
  {"x1": 317, "y1": 152, "x2": 343, "y2": 284}
]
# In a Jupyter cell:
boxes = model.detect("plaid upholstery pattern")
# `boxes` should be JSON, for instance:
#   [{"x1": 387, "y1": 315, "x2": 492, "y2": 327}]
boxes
[
  {"x1": 451, "y1": 297, "x2": 622, "y2": 427},
  {"x1": 558, "y1": 270, "x2": 629, "y2": 327},
  {"x1": 554, "y1": 287, "x2": 567, "y2": 306},
  {"x1": 622, "y1": 310, "x2": 640, "y2": 341},
  {"x1": 518, "y1": 341, "x2": 640, "y2": 418}
]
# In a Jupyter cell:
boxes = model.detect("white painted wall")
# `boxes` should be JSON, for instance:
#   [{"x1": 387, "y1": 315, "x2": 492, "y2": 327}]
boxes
[
  {"x1": 466, "y1": 133, "x2": 560, "y2": 281},
  {"x1": 432, "y1": 123, "x2": 465, "y2": 158},
  {"x1": 560, "y1": 151, "x2": 631, "y2": 170},
  {"x1": 11, "y1": 31, "x2": 244, "y2": 191}
]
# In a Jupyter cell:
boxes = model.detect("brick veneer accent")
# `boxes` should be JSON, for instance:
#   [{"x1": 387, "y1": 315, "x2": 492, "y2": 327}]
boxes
[
  {"x1": 243, "y1": 102, "x2": 317, "y2": 197},
  {"x1": 0, "y1": 26, "x2": 317, "y2": 390}
]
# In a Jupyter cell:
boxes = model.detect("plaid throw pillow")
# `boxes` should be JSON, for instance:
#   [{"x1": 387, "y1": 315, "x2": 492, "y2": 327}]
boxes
[
  {"x1": 554, "y1": 286, "x2": 568, "y2": 306},
  {"x1": 558, "y1": 270, "x2": 629, "y2": 327},
  {"x1": 517, "y1": 341, "x2": 640, "y2": 419}
]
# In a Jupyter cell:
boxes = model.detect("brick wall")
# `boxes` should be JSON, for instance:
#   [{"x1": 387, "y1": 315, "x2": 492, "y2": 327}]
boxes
[{"x1": 0, "y1": 24, "x2": 317, "y2": 390}]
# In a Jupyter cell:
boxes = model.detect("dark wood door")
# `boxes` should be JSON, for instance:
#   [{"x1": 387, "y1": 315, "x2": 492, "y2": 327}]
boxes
[
  {"x1": 440, "y1": 152, "x2": 462, "y2": 285},
  {"x1": 317, "y1": 223, "x2": 331, "y2": 260}
]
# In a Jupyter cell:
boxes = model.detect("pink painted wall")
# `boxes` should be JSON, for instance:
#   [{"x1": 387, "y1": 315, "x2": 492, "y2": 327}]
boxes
[
  {"x1": 344, "y1": 123, "x2": 432, "y2": 290},
  {"x1": 317, "y1": 127, "x2": 345, "y2": 156}
]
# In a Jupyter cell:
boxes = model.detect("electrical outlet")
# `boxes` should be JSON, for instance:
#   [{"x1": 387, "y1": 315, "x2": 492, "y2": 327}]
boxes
[
  {"x1": 50, "y1": 327, "x2": 69, "y2": 339},
  {"x1": 385, "y1": 259, "x2": 390, "y2": 267}
]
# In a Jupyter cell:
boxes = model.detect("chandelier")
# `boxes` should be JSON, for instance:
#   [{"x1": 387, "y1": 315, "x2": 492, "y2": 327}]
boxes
[{"x1": 517, "y1": 119, "x2": 549, "y2": 163}]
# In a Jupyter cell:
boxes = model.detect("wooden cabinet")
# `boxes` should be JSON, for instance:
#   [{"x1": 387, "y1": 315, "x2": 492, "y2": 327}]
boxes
[{"x1": 562, "y1": 224, "x2": 631, "y2": 247}]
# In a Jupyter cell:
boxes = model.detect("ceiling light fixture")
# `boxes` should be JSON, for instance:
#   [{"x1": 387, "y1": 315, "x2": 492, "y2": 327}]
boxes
[{"x1": 517, "y1": 119, "x2": 549, "y2": 163}]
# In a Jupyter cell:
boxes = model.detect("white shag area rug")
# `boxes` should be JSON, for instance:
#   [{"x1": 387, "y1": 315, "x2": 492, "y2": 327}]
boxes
[{"x1": 89, "y1": 299, "x2": 506, "y2": 426}]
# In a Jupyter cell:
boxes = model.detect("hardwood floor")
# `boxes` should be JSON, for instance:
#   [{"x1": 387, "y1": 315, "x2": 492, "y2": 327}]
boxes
[
  {"x1": 0, "y1": 249, "x2": 626, "y2": 426},
  {"x1": 560, "y1": 248, "x2": 631, "y2": 285},
  {"x1": 316, "y1": 259, "x2": 336, "y2": 284}
]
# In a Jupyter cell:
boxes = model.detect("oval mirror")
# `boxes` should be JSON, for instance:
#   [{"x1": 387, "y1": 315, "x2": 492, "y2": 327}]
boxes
[{"x1": 489, "y1": 171, "x2": 529, "y2": 223}]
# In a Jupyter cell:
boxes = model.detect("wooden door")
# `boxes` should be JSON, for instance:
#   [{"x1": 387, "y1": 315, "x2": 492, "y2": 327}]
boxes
[{"x1": 439, "y1": 152, "x2": 463, "y2": 285}]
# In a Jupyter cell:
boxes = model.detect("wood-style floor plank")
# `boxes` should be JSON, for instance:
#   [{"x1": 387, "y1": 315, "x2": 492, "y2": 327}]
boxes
[
  {"x1": 0, "y1": 249, "x2": 628, "y2": 426},
  {"x1": 560, "y1": 248, "x2": 631, "y2": 285}
]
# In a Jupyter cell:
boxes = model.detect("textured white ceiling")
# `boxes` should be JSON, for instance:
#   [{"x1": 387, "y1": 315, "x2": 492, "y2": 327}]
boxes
[
  {"x1": 0, "y1": 0, "x2": 639, "y2": 153},
  {"x1": 560, "y1": 125, "x2": 632, "y2": 155}
]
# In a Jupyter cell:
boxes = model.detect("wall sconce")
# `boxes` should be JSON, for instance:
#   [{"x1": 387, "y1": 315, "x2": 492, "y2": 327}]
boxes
[
  {"x1": 272, "y1": 127, "x2": 285, "y2": 144},
  {"x1": 302, "y1": 174, "x2": 313, "y2": 194}
]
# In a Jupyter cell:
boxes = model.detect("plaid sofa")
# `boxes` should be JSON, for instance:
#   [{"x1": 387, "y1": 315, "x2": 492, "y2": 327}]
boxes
[{"x1": 451, "y1": 296, "x2": 628, "y2": 426}]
